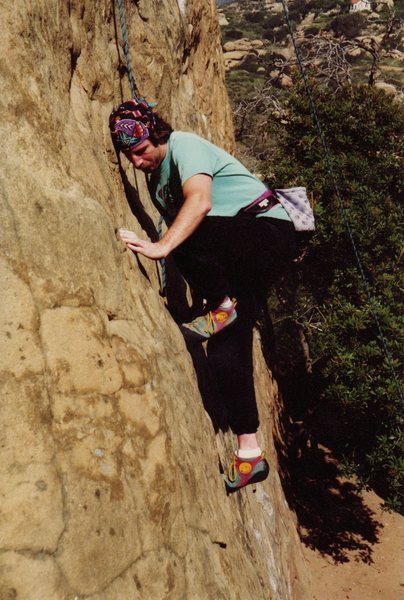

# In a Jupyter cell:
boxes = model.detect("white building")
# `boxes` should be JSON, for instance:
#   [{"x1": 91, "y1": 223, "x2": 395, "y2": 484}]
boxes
[{"x1": 351, "y1": 0, "x2": 372, "y2": 11}]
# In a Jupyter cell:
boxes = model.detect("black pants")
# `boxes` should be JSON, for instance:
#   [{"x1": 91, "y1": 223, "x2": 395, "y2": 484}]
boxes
[{"x1": 172, "y1": 215, "x2": 297, "y2": 434}]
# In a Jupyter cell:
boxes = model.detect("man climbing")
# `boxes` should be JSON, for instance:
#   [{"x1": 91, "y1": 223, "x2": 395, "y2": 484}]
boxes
[{"x1": 109, "y1": 98, "x2": 299, "y2": 492}]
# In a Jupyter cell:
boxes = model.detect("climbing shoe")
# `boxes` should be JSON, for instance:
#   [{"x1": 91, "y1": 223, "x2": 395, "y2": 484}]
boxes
[
  {"x1": 180, "y1": 300, "x2": 237, "y2": 343},
  {"x1": 224, "y1": 453, "x2": 269, "y2": 493}
]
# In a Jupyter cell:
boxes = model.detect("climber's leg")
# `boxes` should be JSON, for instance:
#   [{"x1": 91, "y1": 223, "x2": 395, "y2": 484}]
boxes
[{"x1": 174, "y1": 216, "x2": 296, "y2": 490}]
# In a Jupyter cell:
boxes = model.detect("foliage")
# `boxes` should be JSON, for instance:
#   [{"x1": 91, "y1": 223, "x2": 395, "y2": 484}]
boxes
[
  {"x1": 289, "y1": 0, "x2": 308, "y2": 19},
  {"x1": 225, "y1": 69, "x2": 264, "y2": 104},
  {"x1": 263, "y1": 25, "x2": 289, "y2": 43},
  {"x1": 288, "y1": 0, "x2": 348, "y2": 20},
  {"x1": 329, "y1": 12, "x2": 368, "y2": 38},
  {"x1": 245, "y1": 10, "x2": 266, "y2": 23},
  {"x1": 304, "y1": 26, "x2": 320, "y2": 37},
  {"x1": 221, "y1": 1, "x2": 404, "y2": 513},
  {"x1": 307, "y1": 0, "x2": 350, "y2": 13},
  {"x1": 261, "y1": 84, "x2": 404, "y2": 511},
  {"x1": 224, "y1": 28, "x2": 244, "y2": 41},
  {"x1": 263, "y1": 14, "x2": 284, "y2": 29}
]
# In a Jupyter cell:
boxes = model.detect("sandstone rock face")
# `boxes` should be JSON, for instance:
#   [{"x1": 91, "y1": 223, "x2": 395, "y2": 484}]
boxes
[{"x1": 0, "y1": 1, "x2": 310, "y2": 598}]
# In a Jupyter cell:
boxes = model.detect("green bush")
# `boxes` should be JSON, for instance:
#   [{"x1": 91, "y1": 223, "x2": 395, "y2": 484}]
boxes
[
  {"x1": 225, "y1": 70, "x2": 262, "y2": 104},
  {"x1": 289, "y1": 0, "x2": 308, "y2": 18},
  {"x1": 242, "y1": 53, "x2": 261, "y2": 73},
  {"x1": 263, "y1": 14, "x2": 284, "y2": 29},
  {"x1": 223, "y1": 28, "x2": 244, "y2": 41},
  {"x1": 304, "y1": 26, "x2": 320, "y2": 36},
  {"x1": 245, "y1": 10, "x2": 266, "y2": 23},
  {"x1": 263, "y1": 25, "x2": 289, "y2": 42},
  {"x1": 329, "y1": 12, "x2": 368, "y2": 38},
  {"x1": 307, "y1": 0, "x2": 350, "y2": 13},
  {"x1": 262, "y1": 84, "x2": 403, "y2": 511}
]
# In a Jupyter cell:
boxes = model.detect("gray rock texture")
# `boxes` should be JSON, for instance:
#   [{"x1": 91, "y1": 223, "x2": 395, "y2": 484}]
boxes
[{"x1": 0, "y1": 1, "x2": 310, "y2": 598}]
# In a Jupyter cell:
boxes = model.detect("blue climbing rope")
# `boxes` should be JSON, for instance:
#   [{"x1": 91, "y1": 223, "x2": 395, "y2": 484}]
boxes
[
  {"x1": 115, "y1": 0, "x2": 167, "y2": 296},
  {"x1": 116, "y1": 0, "x2": 139, "y2": 99},
  {"x1": 157, "y1": 216, "x2": 167, "y2": 296},
  {"x1": 280, "y1": 0, "x2": 403, "y2": 403}
]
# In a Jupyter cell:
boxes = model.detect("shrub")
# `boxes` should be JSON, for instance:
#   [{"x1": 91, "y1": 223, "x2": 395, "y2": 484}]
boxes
[
  {"x1": 242, "y1": 53, "x2": 260, "y2": 73},
  {"x1": 307, "y1": 0, "x2": 350, "y2": 13},
  {"x1": 263, "y1": 14, "x2": 285, "y2": 29},
  {"x1": 263, "y1": 24, "x2": 289, "y2": 42},
  {"x1": 224, "y1": 28, "x2": 244, "y2": 41},
  {"x1": 263, "y1": 84, "x2": 404, "y2": 510},
  {"x1": 245, "y1": 11, "x2": 266, "y2": 23},
  {"x1": 274, "y1": 25, "x2": 289, "y2": 42},
  {"x1": 289, "y1": 0, "x2": 308, "y2": 17},
  {"x1": 304, "y1": 26, "x2": 320, "y2": 36},
  {"x1": 329, "y1": 12, "x2": 367, "y2": 38}
]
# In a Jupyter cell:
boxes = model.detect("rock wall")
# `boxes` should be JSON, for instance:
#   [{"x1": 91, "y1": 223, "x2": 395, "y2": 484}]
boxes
[{"x1": 0, "y1": 1, "x2": 310, "y2": 598}]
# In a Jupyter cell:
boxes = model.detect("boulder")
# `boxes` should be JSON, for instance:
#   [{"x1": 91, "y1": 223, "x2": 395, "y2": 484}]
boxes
[
  {"x1": 374, "y1": 81, "x2": 397, "y2": 95},
  {"x1": 218, "y1": 12, "x2": 229, "y2": 26},
  {"x1": 223, "y1": 38, "x2": 264, "y2": 52},
  {"x1": 281, "y1": 74, "x2": 294, "y2": 87},
  {"x1": 347, "y1": 47, "x2": 363, "y2": 57},
  {"x1": 224, "y1": 50, "x2": 251, "y2": 61},
  {"x1": 375, "y1": 0, "x2": 394, "y2": 11},
  {"x1": 271, "y1": 46, "x2": 295, "y2": 61}
]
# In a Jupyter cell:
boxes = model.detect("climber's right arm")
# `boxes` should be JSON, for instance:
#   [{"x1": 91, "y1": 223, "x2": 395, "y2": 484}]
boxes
[{"x1": 119, "y1": 174, "x2": 212, "y2": 260}]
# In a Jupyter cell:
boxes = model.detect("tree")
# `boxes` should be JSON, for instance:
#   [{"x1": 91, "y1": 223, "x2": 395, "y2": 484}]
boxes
[
  {"x1": 329, "y1": 12, "x2": 367, "y2": 38},
  {"x1": 245, "y1": 11, "x2": 266, "y2": 23},
  {"x1": 263, "y1": 84, "x2": 403, "y2": 510},
  {"x1": 223, "y1": 28, "x2": 244, "y2": 41}
]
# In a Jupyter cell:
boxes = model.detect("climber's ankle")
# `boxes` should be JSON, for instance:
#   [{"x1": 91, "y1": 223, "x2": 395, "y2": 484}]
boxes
[{"x1": 237, "y1": 433, "x2": 260, "y2": 455}]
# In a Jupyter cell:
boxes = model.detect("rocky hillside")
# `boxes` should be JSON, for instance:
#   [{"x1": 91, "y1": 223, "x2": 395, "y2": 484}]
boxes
[
  {"x1": 0, "y1": 1, "x2": 310, "y2": 598},
  {"x1": 218, "y1": 0, "x2": 403, "y2": 100}
]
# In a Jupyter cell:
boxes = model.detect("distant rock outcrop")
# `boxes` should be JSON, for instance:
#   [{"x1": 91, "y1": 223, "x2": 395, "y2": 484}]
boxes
[
  {"x1": 223, "y1": 38, "x2": 266, "y2": 70},
  {"x1": 374, "y1": 81, "x2": 397, "y2": 94},
  {"x1": 0, "y1": 1, "x2": 310, "y2": 599}
]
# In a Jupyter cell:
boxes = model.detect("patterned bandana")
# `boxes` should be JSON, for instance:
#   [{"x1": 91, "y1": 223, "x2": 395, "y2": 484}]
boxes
[
  {"x1": 109, "y1": 98, "x2": 155, "y2": 152},
  {"x1": 112, "y1": 119, "x2": 149, "y2": 152}
]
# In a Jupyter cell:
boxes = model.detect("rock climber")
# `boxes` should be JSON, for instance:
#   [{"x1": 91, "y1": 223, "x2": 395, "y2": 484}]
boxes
[{"x1": 109, "y1": 98, "x2": 300, "y2": 492}]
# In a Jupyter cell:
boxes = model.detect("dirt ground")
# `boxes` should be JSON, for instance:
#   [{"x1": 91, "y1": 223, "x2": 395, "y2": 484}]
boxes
[
  {"x1": 302, "y1": 479, "x2": 404, "y2": 600},
  {"x1": 278, "y1": 440, "x2": 404, "y2": 600}
]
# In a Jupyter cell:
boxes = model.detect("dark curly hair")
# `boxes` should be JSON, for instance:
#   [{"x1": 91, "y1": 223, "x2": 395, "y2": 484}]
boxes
[{"x1": 148, "y1": 113, "x2": 173, "y2": 145}]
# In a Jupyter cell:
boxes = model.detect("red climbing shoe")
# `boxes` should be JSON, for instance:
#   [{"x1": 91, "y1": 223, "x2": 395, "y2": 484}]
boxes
[
  {"x1": 180, "y1": 299, "x2": 237, "y2": 343},
  {"x1": 224, "y1": 453, "x2": 269, "y2": 493}
]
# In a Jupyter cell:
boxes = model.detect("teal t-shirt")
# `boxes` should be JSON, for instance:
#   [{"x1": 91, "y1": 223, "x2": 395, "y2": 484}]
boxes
[{"x1": 148, "y1": 131, "x2": 291, "y2": 223}]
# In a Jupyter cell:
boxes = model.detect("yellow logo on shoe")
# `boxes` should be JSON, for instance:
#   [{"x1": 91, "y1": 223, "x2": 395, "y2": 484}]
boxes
[
  {"x1": 239, "y1": 462, "x2": 252, "y2": 474},
  {"x1": 215, "y1": 311, "x2": 229, "y2": 323}
]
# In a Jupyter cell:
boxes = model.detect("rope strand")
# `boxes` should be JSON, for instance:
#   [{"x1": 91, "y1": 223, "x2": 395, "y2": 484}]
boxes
[
  {"x1": 115, "y1": 0, "x2": 166, "y2": 296},
  {"x1": 116, "y1": 0, "x2": 139, "y2": 98}
]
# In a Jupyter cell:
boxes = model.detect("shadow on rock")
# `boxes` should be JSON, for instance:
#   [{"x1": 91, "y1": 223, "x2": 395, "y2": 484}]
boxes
[{"x1": 181, "y1": 337, "x2": 231, "y2": 435}]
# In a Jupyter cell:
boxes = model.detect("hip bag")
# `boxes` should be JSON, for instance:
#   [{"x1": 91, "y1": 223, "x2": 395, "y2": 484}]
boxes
[{"x1": 240, "y1": 187, "x2": 315, "y2": 232}]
